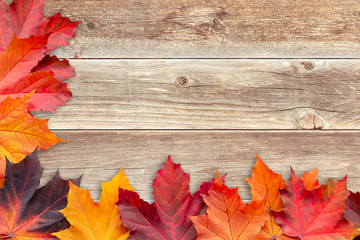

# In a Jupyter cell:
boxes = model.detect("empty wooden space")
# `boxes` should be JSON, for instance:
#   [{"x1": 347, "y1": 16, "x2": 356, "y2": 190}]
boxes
[
  {"x1": 45, "y1": 0, "x2": 360, "y2": 58},
  {"x1": 37, "y1": 0, "x2": 360, "y2": 201}
]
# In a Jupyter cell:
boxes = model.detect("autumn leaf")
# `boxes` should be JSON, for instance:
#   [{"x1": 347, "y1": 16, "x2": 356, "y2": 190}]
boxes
[
  {"x1": 0, "y1": 35, "x2": 72, "y2": 112},
  {"x1": 117, "y1": 156, "x2": 219, "y2": 240},
  {"x1": 189, "y1": 171, "x2": 269, "y2": 240},
  {"x1": 32, "y1": 55, "x2": 76, "y2": 81},
  {"x1": 0, "y1": 0, "x2": 79, "y2": 112},
  {"x1": 273, "y1": 168, "x2": 359, "y2": 240},
  {"x1": 0, "y1": 93, "x2": 63, "y2": 186},
  {"x1": 345, "y1": 191, "x2": 360, "y2": 227},
  {"x1": 0, "y1": 151, "x2": 79, "y2": 239},
  {"x1": 246, "y1": 154, "x2": 286, "y2": 212},
  {"x1": 54, "y1": 168, "x2": 134, "y2": 240},
  {"x1": 301, "y1": 168, "x2": 319, "y2": 190},
  {"x1": 246, "y1": 154, "x2": 292, "y2": 240},
  {"x1": 245, "y1": 155, "x2": 321, "y2": 240},
  {"x1": 345, "y1": 191, "x2": 360, "y2": 239},
  {"x1": 0, "y1": 0, "x2": 80, "y2": 53},
  {"x1": 0, "y1": 34, "x2": 47, "y2": 87}
]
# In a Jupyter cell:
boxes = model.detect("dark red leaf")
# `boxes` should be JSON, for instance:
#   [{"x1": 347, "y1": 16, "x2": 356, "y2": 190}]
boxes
[
  {"x1": 345, "y1": 191, "x2": 360, "y2": 227},
  {"x1": 117, "y1": 156, "x2": 221, "y2": 240},
  {"x1": 0, "y1": 151, "x2": 80, "y2": 239},
  {"x1": 345, "y1": 191, "x2": 360, "y2": 240}
]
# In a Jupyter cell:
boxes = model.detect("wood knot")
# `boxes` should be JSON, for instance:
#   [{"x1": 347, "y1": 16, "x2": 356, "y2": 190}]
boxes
[
  {"x1": 291, "y1": 61, "x2": 318, "y2": 73},
  {"x1": 301, "y1": 61, "x2": 315, "y2": 70},
  {"x1": 299, "y1": 113, "x2": 323, "y2": 130},
  {"x1": 176, "y1": 76, "x2": 188, "y2": 86},
  {"x1": 211, "y1": 17, "x2": 224, "y2": 31},
  {"x1": 87, "y1": 22, "x2": 95, "y2": 29}
]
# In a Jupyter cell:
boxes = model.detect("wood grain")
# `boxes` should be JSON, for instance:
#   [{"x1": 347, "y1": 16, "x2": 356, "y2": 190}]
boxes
[
  {"x1": 42, "y1": 0, "x2": 360, "y2": 58},
  {"x1": 38, "y1": 130, "x2": 360, "y2": 202},
  {"x1": 35, "y1": 59, "x2": 360, "y2": 130}
]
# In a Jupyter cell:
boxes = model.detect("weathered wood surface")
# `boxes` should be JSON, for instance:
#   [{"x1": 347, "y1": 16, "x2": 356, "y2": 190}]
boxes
[
  {"x1": 25, "y1": 0, "x2": 360, "y2": 206},
  {"x1": 38, "y1": 130, "x2": 360, "y2": 201},
  {"x1": 43, "y1": 0, "x2": 360, "y2": 58},
  {"x1": 35, "y1": 59, "x2": 360, "y2": 130}
]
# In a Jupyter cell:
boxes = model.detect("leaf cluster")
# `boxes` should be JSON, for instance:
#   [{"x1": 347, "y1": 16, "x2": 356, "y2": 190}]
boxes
[
  {"x1": 0, "y1": 0, "x2": 80, "y2": 183},
  {"x1": 3, "y1": 151, "x2": 360, "y2": 240}
]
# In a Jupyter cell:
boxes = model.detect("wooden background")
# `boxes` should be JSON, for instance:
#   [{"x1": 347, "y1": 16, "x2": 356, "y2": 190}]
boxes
[{"x1": 36, "y1": 0, "x2": 360, "y2": 201}]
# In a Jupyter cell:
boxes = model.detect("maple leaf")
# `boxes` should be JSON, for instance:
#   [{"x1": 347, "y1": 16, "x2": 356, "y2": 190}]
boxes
[
  {"x1": 0, "y1": 0, "x2": 79, "y2": 112},
  {"x1": 0, "y1": 93, "x2": 63, "y2": 186},
  {"x1": 245, "y1": 154, "x2": 320, "y2": 240},
  {"x1": 190, "y1": 171, "x2": 269, "y2": 239},
  {"x1": 0, "y1": 34, "x2": 72, "y2": 112},
  {"x1": 117, "y1": 156, "x2": 219, "y2": 240},
  {"x1": 273, "y1": 168, "x2": 359, "y2": 240},
  {"x1": 345, "y1": 191, "x2": 360, "y2": 239},
  {"x1": 54, "y1": 168, "x2": 134, "y2": 240},
  {"x1": 246, "y1": 154, "x2": 286, "y2": 212},
  {"x1": 0, "y1": 0, "x2": 80, "y2": 53},
  {"x1": 301, "y1": 168, "x2": 319, "y2": 190},
  {"x1": 32, "y1": 55, "x2": 76, "y2": 81},
  {"x1": 246, "y1": 154, "x2": 291, "y2": 240},
  {"x1": 0, "y1": 150, "x2": 79, "y2": 239}
]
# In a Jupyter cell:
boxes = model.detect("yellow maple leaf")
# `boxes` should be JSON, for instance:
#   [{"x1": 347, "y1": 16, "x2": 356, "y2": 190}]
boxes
[{"x1": 54, "y1": 168, "x2": 134, "y2": 240}]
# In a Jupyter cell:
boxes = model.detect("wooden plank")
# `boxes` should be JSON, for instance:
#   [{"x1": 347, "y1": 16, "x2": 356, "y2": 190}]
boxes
[
  {"x1": 38, "y1": 130, "x2": 360, "y2": 202},
  {"x1": 43, "y1": 0, "x2": 360, "y2": 58},
  {"x1": 35, "y1": 59, "x2": 360, "y2": 129}
]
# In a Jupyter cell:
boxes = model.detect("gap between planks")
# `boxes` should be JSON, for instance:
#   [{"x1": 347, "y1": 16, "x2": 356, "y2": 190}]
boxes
[{"x1": 65, "y1": 58, "x2": 360, "y2": 60}]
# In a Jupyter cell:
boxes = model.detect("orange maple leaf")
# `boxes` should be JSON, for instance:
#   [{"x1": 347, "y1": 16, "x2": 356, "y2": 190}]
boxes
[
  {"x1": 301, "y1": 168, "x2": 319, "y2": 190},
  {"x1": 246, "y1": 154, "x2": 321, "y2": 240},
  {"x1": 0, "y1": 93, "x2": 63, "y2": 186},
  {"x1": 54, "y1": 168, "x2": 134, "y2": 240},
  {"x1": 189, "y1": 171, "x2": 269, "y2": 240}
]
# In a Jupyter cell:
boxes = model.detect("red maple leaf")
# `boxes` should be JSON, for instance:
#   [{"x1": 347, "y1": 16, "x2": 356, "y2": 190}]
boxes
[
  {"x1": 0, "y1": 151, "x2": 80, "y2": 239},
  {"x1": 0, "y1": 0, "x2": 80, "y2": 53},
  {"x1": 0, "y1": 34, "x2": 72, "y2": 112},
  {"x1": 345, "y1": 191, "x2": 360, "y2": 239},
  {"x1": 273, "y1": 168, "x2": 359, "y2": 240},
  {"x1": 117, "y1": 156, "x2": 221, "y2": 240},
  {"x1": 32, "y1": 55, "x2": 76, "y2": 81},
  {"x1": 0, "y1": 0, "x2": 79, "y2": 112}
]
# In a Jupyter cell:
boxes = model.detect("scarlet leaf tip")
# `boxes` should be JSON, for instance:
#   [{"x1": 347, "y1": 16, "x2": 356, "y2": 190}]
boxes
[{"x1": 290, "y1": 166, "x2": 296, "y2": 176}]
